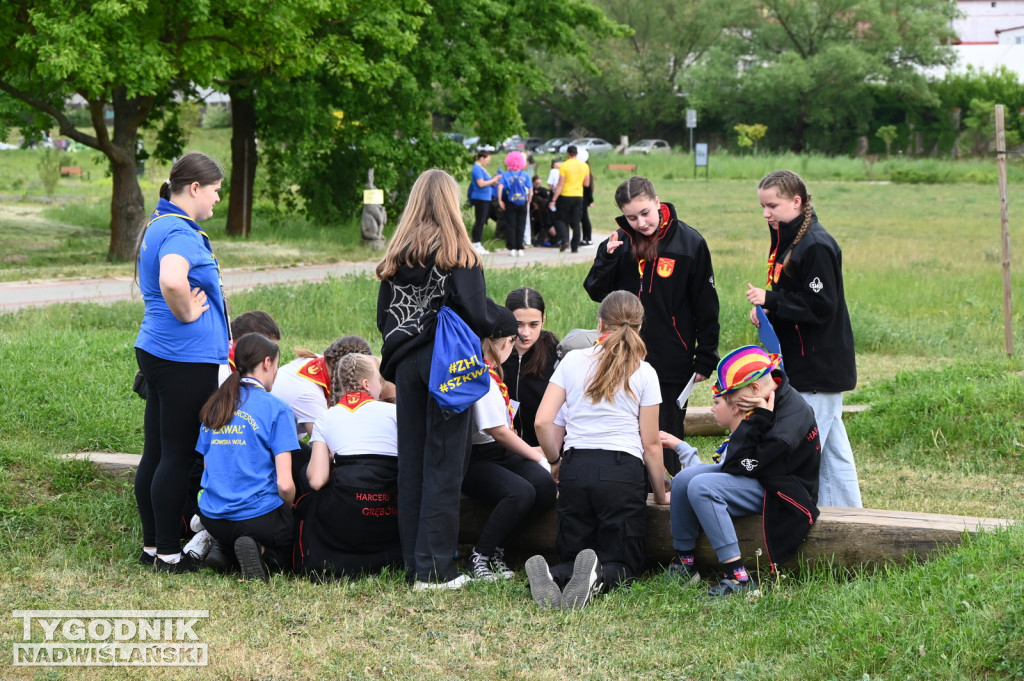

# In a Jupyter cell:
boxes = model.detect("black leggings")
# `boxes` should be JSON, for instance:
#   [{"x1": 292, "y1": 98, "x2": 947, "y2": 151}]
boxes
[
  {"x1": 135, "y1": 349, "x2": 219, "y2": 554},
  {"x1": 471, "y1": 199, "x2": 491, "y2": 243}
]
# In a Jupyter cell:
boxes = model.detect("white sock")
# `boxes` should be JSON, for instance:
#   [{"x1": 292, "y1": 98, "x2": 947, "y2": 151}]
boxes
[
  {"x1": 143, "y1": 547, "x2": 156, "y2": 557},
  {"x1": 157, "y1": 552, "x2": 181, "y2": 564}
]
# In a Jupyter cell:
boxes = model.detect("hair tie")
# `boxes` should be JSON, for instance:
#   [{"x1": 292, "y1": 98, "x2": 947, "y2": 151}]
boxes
[
  {"x1": 164, "y1": 178, "x2": 171, "y2": 186},
  {"x1": 621, "y1": 321, "x2": 629, "y2": 327}
]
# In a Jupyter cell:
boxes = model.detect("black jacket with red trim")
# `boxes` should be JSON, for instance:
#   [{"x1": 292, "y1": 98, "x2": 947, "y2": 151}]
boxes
[
  {"x1": 763, "y1": 212, "x2": 856, "y2": 393},
  {"x1": 583, "y1": 201, "x2": 720, "y2": 383},
  {"x1": 721, "y1": 372, "x2": 821, "y2": 567}
]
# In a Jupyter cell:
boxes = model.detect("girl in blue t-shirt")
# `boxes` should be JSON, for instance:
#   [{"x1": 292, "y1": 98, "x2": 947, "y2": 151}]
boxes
[
  {"x1": 468, "y1": 151, "x2": 501, "y2": 253},
  {"x1": 196, "y1": 333, "x2": 299, "y2": 582},
  {"x1": 134, "y1": 151, "x2": 230, "y2": 574}
]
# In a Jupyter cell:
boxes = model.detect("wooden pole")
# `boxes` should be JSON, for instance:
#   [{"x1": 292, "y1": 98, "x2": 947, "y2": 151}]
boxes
[{"x1": 995, "y1": 105, "x2": 1013, "y2": 357}]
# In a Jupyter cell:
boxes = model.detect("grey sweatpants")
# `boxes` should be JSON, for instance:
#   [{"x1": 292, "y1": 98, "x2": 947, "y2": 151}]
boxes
[{"x1": 669, "y1": 463, "x2": 764, "y2": 563}]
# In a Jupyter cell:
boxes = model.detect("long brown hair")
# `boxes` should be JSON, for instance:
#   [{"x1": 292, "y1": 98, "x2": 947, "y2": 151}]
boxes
[
  {"x1": 614, "y1": 176, "x2": 660, "y2": 267},
  {"x1": 376, "y1": 169, "x2": 480, "y2": 280},
  {"x1": 200, "y1": 333, "x2": 279, "y2": 430},
  {"x1": 758, "y1": 170, "x2": 814, "y2": 271},
  {"x1": 585, "y1": 291, "x2": 647, "y2": 404}
]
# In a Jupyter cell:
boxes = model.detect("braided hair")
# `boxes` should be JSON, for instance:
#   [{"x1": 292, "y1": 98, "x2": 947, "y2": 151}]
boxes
[
  {"x1": 331, "y1": 353, "x2": 379, "y2": 399},
  {"x1": 758, "y1": 170, "x2": 813, "y2": 272}
]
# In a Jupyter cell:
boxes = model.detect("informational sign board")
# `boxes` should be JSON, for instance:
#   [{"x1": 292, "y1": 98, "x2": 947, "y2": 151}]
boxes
[
  {"x1": 686, "y1": 109, "x2": 697, "y2": 129},
  {"x1": 695, "y1": 143, "x2": 708, "y2": 166},
  {"x1": 363, "y1": 189, "x2": 384, "y2": 205}
]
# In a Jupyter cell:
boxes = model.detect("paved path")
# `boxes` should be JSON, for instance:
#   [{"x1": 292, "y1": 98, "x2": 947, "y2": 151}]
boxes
[{"x1": 0, "y1": 246, "x2": 596, "y2": 313}]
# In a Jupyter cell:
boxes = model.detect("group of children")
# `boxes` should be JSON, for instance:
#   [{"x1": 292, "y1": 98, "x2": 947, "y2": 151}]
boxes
[{"x1": 137, "y1": 155, "x2": 858, "y2": 612}]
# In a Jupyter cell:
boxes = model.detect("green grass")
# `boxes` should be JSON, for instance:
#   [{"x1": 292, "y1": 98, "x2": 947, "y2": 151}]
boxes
[{"x1": 2, "y1": 161, "x2": 1024, "y2": 678}]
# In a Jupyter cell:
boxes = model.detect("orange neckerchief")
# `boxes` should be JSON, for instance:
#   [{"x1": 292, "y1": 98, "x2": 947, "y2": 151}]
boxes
[
  {"x1": 766, "y1": 245, "x2": 782, "y2": 287},
  {"x1": 485, "y1": 360, "x2": 515, "y2": 427},
  {"x1": 297, "y1": 357, "x2": 331, "y2": 401},
  {"x1": 635, "y1": 204, "x2": 673, "y2": 277},
  {"x1": 337, "y1": 390, "x2": 374, "y2": 412}
]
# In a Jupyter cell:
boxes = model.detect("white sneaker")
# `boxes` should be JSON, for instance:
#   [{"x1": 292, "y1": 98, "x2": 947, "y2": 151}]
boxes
[
  {"x1": 183, "y1": 529, "x2": 214, "y2": 561},
  {"x1": 516, "y1": 250, "x2": 525, "y2": 257},
  {"x1": 189, "y1": 514, "x2": 205, "y2": 533},
  {"x1": 507, "y1": 249, "x2": 517, "y2": 257},
  {"x1": 472, "y1": 242, "x2": 489, "y2": 254},
  {"x1": 413, "y1": 574, "x2": 472, "y2": 591}
]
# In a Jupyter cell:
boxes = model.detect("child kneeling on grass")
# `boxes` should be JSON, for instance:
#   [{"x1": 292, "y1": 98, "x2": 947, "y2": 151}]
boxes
[
  {"x1": 528, "y1": 290, "x2": 669, "y2": 610},
  {"x1": 196, "y1": 333, "x2": 299, "y2": 582},
  {"x1": 667, "y1": 345, "x2": 821, "y2": 597}
]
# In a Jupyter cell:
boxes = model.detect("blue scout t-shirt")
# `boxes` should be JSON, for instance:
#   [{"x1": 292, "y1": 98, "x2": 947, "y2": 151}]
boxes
[
  {"x1": 468, "y1": 163, "x2": 494, "y2": 202},
  {"x1": 197, "y1": 382, "x2": 300, "y2": 521},
  {"x1": 134, "y1": 198, "x2": 229, "y2": 364}
]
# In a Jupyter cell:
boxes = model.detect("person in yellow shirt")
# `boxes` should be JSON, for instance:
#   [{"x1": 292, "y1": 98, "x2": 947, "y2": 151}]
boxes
[{"x1": 550, "y1": 145, "x2": 591, "y2": 253}]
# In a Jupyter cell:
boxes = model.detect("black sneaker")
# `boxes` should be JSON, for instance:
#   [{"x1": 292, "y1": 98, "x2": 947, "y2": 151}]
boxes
[
  {"x1": 233, "y1": 536, "x2": 268, "y2": 582},
  {"x1": 561, "y1": 549, "x2": 603, "y2": 610},
  {"x1": 469, "y1": 549, "x2": 497, "y2": 582},
  {"x1": 665, "y1": 557, "x2": 701, "y2": 586},
  {"x1": 708, "y1": 576, "x2": 760, "y2": 598},
  {"x1": 138, "y1": 550, "x2": 156, "y2": 567},
  {"x1": 490, "y1": 547, "x2": 515, "y2": 580},
  {"x1": 153, "y1": 553, "x2": 200, "y2": 574},
  {"x1": 204, "y1": 539, "x2": 233, "y2": 573},
  {"x1": 525, "y1": 555, "x2": 561, "y2": 609}
]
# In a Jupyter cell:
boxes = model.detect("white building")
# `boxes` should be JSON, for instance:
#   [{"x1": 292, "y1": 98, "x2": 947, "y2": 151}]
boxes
[{"x1": 928, "y1": 1, "x2": 1024, "y2": 78}]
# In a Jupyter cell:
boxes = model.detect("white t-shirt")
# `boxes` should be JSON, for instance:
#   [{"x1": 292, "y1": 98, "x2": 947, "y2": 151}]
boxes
[
  {"x1": 548, "y1": 346, "x2": 661, "y2": 459},
  {"x1": 271, "y1": 357, "x2": 329, "y2": 434},
  {"x1": 472, "y1": 378, "x2": 512, "y2": 446},
  {"x1": 546, "y1": 168, "x2": 560, "y2": 188},
  {"x1": 310, "y1": 398, "x2": 398, "y2": 458}
]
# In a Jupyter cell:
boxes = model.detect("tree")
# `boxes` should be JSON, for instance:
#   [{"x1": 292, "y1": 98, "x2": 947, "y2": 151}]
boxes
[
  {"x1": 258, "y1": 0, "x2": 617, "y2": 222},
  {"x1": 526, "y1": 0, "x2": 751, "y2": 143},
  {"x1": 876, "y1": 124, "x2": 898, "y2": 158},
  {"x1": 686, "y1": 0, "x2": 959, "y2": 153},
  {"x1": 0, "y1": 0, "x2": 234, "y2": 260},
  {"x1": 735, "y1": 123, "x2": 768, "y2": 153}
]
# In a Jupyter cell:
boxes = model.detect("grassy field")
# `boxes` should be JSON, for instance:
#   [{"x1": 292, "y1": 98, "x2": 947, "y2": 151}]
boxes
[{"x1": 1, "y1": 153, "x2": 1023, "y2": 679}]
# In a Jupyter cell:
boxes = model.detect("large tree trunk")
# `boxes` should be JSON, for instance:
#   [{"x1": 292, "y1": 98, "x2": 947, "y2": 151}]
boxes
[
  {"x1": 108, "y1": 159, "x2": 146, "y2": 261},
  {"x1": 106, "y1": 87, "x2": 150, "y2": 261},
  {"x1": 226, "y1": 85, "x2": 257, "y2": 237}
]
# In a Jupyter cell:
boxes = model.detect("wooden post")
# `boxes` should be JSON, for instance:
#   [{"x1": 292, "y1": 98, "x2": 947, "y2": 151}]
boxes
[{"x1": 995, "y1": 105, "x2": 1013, "y2": 357}]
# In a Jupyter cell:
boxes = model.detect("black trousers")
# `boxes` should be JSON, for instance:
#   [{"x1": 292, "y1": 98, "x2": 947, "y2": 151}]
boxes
[
  {"x1": 200, "y1": 504, "x2": 293, "y2": 571},
  {"x1": 503, "y1": 203, "x2": 528, "y2": 250},
  {"x1": 549, "y1": 448, "x2": 648, "y2": 591},
  {"x1": 471, "y1": 198, "x2": 491, "y2": 243},
  {"x1": 135, "y1": 349, "x2": 218, "y2": 554},
  {"x1": 555, "y1": 196, "x2": 584, "y2": 252},
  {"x1": 393, "y1": 342, "x2": 473, "y2": 583},
  {"x1": 659, "y1": 380, "x2": 687, "y2": 477},
  {"x1": 462, "y1": 441, "x2": 557, "y2": 556}
]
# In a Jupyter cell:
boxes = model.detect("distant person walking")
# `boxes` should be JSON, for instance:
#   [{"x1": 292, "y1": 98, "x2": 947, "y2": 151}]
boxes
[
  {"x1": 745, "y1": 169, "x2": 862, "y2": 508},
  {"x1": 133, "y1": 151, "x2": 229, "y2": 573}
]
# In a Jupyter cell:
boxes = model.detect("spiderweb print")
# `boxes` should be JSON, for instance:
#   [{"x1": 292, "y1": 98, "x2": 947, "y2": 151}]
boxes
[{"x1": 383, "y1": 266, "x2": 449, "y2": 341}]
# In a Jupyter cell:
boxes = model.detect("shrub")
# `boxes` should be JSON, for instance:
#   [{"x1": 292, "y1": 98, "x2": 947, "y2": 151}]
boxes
[{"x1": 201, "y1": 106, "x2": 232, "y2": 130}]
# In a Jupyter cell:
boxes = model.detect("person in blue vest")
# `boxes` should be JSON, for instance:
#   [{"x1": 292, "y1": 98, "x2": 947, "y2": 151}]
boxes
[
  {"x1": 196, "y1": 332, "x2": 299, "y2": 582},
  {"x1": 134, "y1": 151, "x2": 229, "y2": 573}
]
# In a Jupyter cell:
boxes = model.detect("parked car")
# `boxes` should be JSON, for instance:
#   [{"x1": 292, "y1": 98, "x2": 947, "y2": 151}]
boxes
[
  {"x1": 559, "y1": 138, "x2": 613, "y2": 154},
  {"x1": 464, "y1": 136, "x2": 496, "y2": 152},
  {"x1": 536, "y1": 137, "x2": 571, "y2": 154},
  {"x1": 625, "y1": 139, "x2": 672, "y2": 155},
  {"x1": 502, "y1": 136, "x2": 527, "y2": 151}
]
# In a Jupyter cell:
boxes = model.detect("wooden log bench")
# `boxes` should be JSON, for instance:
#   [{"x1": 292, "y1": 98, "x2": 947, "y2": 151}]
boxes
[
  {"x1": 607, "y1": 163, "x2": 637, "y2": 173},
  {"x1": 60, "y1": 166, "x2": 83, "y2": 177},
  {"x1": 63, "y1": 451, "x2": 1012, "y2": 572}
]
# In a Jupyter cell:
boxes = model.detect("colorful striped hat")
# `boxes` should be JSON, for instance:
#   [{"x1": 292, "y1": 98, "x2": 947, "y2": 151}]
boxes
[{"x1": 715, "y1": 345, "x2": 782, "y2": 395}]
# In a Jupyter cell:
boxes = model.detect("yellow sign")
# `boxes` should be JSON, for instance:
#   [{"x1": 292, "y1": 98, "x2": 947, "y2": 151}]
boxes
[{"x1": 363, "y1": 189, "x2": 384, "y2": 205}]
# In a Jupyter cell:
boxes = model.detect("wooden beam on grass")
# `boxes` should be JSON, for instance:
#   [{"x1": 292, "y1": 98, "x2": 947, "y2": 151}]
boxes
[{"x1": 462, "y1": 497, "x2": 1012, "y2": 572}]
